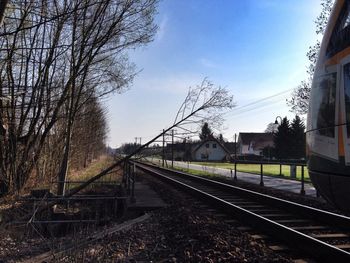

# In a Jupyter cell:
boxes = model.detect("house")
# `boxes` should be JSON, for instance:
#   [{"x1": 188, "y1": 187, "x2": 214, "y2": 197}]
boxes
[
  {"x1": 238, "y1": 133, "x2": 274, "y2": 156},
  {"x1": 192, "y1": 137, "x2": 230, "y2": 161}
]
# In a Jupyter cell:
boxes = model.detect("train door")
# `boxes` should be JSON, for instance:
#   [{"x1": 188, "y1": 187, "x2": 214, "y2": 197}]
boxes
[
  {"x1": 308, "y1": 64, "x2": 339, "y2": 161},
  {"x1": 340, "y1": 56, "x2": 350, "y2": 164}
]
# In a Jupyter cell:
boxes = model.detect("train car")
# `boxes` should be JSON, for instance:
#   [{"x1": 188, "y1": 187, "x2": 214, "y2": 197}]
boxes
[{"x1": 307, "y1": 0, "x2": 350, "y2": 211}]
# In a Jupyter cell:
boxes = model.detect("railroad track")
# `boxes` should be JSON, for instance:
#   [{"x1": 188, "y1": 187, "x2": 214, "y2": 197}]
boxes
[{"x1": 134, "y1": 161, "x2": 350, "y2": 263}]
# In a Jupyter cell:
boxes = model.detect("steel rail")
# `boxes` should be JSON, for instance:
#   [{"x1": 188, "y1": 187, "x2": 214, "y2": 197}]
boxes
[
  {"x1": 140, "y1": 162, "x2": 350, "y2": 229},
  {"x1": 134, "y1": 162, "x2": 350, "y2": 263}
]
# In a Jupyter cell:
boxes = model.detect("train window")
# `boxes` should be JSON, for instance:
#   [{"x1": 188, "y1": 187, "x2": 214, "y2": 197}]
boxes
[
  {"x1": 344, "y1": 63, "x2": 350, "y2": 137},
  {"x1": 327, "y1": 1, "x2": 350, "y2": 58},
  {"x1": 344, "y1": 14, "x2": 350, "y2": 29},
  {"x1": 311, "y1": 72, "x2": 336, "y2": 137},
  {"x1": 341, "y1": 1, "x2": 350, "y2": 29}
]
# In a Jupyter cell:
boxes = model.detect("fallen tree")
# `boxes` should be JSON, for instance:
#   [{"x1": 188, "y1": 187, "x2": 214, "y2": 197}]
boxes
[{"x1": 67, "y1": 79, "x2": 234, "y2": 196}]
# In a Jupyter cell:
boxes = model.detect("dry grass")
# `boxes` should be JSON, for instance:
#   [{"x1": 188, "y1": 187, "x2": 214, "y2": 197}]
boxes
[{"x1": 66, "y1": 155, "x2": 122, "y2": 190}]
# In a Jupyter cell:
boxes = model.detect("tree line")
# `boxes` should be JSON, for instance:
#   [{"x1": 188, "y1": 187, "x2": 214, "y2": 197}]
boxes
[{"x1": 0, "y1": 0, "x2": 158, "y2": 195}]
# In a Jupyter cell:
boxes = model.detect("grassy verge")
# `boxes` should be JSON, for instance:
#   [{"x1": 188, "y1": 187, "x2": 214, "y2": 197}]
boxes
[
  {"x1": 66, "y1": 155, "x2": 122, "y2": 189},
  {"x1": 190, "y1": 161, "x2": 310, "y2": 182},
  {"x1": 173, "y1": 167, "x2": 228, "y2": 182}
]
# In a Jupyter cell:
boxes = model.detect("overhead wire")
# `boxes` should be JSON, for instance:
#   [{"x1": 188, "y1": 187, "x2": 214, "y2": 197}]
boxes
[
  {"x1": 223, "y1": 88, "x2": 293, "y2": 118},
  {"x1": 123, "y1": 88, "x2": 295, "y2": 145}
]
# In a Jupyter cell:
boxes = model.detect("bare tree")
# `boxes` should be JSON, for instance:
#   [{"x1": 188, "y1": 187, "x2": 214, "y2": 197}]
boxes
[
  {"x1": 0, "y1": 0, "x2": 158, "y2": 194},
  {"x1": 69, "y1": 96, "x2": 108, "y2": 169},
  {"x1": 0, "y1": 0, "x2": 8, "y2": 25}
]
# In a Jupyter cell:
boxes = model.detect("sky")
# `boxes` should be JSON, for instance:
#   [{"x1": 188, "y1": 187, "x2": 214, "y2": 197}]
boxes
[{"x1": 106, "y1": 0, "x2": 322, "y2": 148}]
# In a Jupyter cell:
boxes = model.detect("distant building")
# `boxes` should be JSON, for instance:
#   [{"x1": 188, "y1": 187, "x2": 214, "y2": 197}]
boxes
[
  {"x1": 238, "y1": 133, "x2": 274, "y2": 156},
  {"x1": 192, "y1": 137, "x2": 230, "y2": 161},
  {"x1": 165, "y1": 142, "x2": 187, "y2": 161},
  {"x1": 222, "y1": 142, "x2": 237, "y2": 155}
]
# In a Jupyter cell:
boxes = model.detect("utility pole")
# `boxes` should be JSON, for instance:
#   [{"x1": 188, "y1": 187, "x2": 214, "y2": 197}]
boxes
[
  {"x1": 162, "y1": 129, "x2": 165, "y2": 167},
  {"x1": 135, "y1": 137, "x2": 142, "y2": 145},
  {"x1": 172, "y1": 129, "x2": 174, "y2": 168},
  {"x1": 234, "y1": 133, "x2": 237, "y2": 160}
]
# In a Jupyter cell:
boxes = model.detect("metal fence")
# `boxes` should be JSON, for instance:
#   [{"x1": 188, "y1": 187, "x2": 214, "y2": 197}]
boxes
[{"x1": 231, "y1": 160, "x2": 308, "y2": 195}]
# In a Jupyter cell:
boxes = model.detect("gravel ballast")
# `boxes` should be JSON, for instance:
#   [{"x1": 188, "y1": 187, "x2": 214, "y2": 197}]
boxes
[
  {"x1": 52, "y1": 173, "x2": 293, "y2": 262},
  {"x1": 3, "y1": 167, "x2": 334, "y2": 262}
]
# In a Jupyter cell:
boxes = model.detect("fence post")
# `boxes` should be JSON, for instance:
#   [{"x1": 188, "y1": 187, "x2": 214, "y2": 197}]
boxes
[
  {"x1": 279, "y1": 163, "x2": 282, "y2": 176},
  {"x1": 230, "y1": 169, "x2": 232, "y2": 179},
  {"x1": 127, "y1": 162, "x2": 131, "y2": 194},
  {"x1": 316, "y1": 190, "x2": 320, "y2": 198},
  {"x1": 234, "y1": 162, "x2": 237, "y2": 180},
  {"x1": 300, "y1": 165, "x2": 305, "y2": 195},
  {"x1": 260, "y1": 163, "x2": 264, "y2": 186},
  {"x1": 122, "y1": 162, "x2": 126, "y2": 188},
  {"x1": 33, "y1": 200, "x2": 36, "y2": 223},
  {"x1": 66, "y1": 182, "x2": 69, "y2": 195},
  {"x1": 131, "y1": 163, "x2": 136, "y2": 203}
]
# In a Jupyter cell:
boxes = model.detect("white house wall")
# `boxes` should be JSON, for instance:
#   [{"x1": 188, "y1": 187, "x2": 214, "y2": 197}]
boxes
[
  {"x1": 194, "y1": 141, "x2": 227, "y2": 161},
  {"x1": 240, "y1": 144, "x2": 262, "y2": 156},
  {"x1": 241, "y1": 145, "x2": 250, "y2": 155}
]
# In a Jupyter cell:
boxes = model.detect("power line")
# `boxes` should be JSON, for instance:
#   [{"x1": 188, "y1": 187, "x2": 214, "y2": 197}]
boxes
[
  {"x1": 233, "y1": 88, "x2": 292, "y2": 111},
  {"x1": 229, "y1": 98, "x2": 286, "y2": 119},
  {"x1": 224, "y1": 88, "x2": 292, "y2": 118},
  {"x1": 127, "y1": 89, "x2": 294, "y2": 145}
]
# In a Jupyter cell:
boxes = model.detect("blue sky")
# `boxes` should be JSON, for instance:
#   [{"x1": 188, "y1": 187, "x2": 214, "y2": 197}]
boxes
[{"x1": 106, "y1": 0, "x2": 322, "y2": 147}]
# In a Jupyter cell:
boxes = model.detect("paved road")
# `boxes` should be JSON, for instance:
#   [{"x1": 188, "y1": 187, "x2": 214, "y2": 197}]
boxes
[{"x1": 154, "y1": 160, "x2": 318, "y2": 198}]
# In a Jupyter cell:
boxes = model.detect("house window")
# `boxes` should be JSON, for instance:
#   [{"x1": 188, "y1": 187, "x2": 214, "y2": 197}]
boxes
[
  {"x1": 201, "y1": 153, "x2": 207, "y2": 159},
  {"x1": 213, "y1": 143, "x2": 217, "y2": 148},
  {"x1": 206, "y1": 143, "x2": 209, "y2": 148}
]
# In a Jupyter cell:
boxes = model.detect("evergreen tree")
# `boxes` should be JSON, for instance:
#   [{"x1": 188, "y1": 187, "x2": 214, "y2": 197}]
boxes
[
  {"x1": 218, "y1": 133, "x2": 225, "y2": 143},
  {"x1": 199, "y1": 122, "x2": 212, "y2": 141},
  {"x1": 290, "y1": 115, "x2": 306, "y2": 159},
  {"x1": 265, "y1": 122, "x2": 278, "y2": 133},
  {"x1": 273, "y1": 117, "x2": 291, "y2": 159}
]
